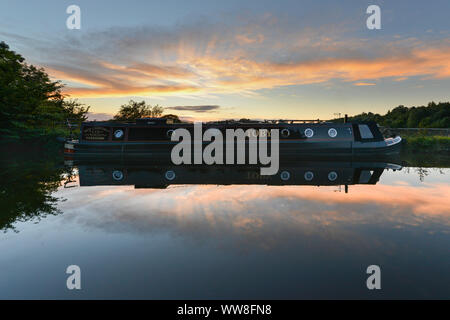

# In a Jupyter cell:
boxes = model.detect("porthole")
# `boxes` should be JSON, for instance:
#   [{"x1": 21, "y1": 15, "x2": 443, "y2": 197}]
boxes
[
  {"x1": 167, "y1": 129, "x2": 174, "y2": 139},
  {"x1": 280, "y1": 171, "x2": 291, "y2": 181},
  {"x1": 114, "y1": 129, "x2": 124, "y2": 139},
  {"x1": 304, "y1": 128, "x2": 314, "y2": 138},
  {"x1": 112, "y1": 170, "x2": 124, "y2": 181},
  {"x1": 328, "y1": 128, "x2": 337, "y2": 138},
  {"x1": 165, "y1": 170, "x2": 176, "y2": 181},
  {"x1": 328, "y1": 171, "x2": 338, "y2": 181},
  {"x1": 281, "y1": 128, "x2": 290, "y2": 138},
  {"x1": 304, "y1": 171, "x2": 314, "y2": 181}
]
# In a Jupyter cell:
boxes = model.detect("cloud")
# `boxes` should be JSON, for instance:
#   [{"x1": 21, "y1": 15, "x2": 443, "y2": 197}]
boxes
[
  {"x1": 353, "y1": 82, "x2": 376, "y2": 86},
  {"x1": 7, "y1": 14, "x2": 450, "y2": 99},
  {"x1": 86, "y1": 112, "x2": 114, "y2": 121},
  {"x1": 166, "y1": 105, "x2": 221, "y2": 113},
  {"x1": 57, "y1": 178, "x2": 450, "y2": 251},
  {"x1": 63, "y1": 84, "x2": 200, "y2": 98},
  {"x1": 45, "y1": 61, "x2": 200, "y2": 98}
]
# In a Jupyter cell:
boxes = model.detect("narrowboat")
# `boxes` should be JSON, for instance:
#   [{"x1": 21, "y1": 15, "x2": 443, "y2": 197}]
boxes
[
  {"x1": 64, "y1": 118, "x2": 402, "y2": 159},
  {"x1": 67, "y1": 160, "x2": 402, "y2": 192}
]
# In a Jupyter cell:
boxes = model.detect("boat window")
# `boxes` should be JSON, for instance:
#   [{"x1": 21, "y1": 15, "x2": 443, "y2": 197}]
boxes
[
  {"x1": 328, "y1": 128, "x2": 337, "y2": 138},
  {"x1": 304, "y1": 128, "x2": 314, "y2": 138},
  {"x1": 358, "y1": 124, "x2": 374, "y2": 139}
]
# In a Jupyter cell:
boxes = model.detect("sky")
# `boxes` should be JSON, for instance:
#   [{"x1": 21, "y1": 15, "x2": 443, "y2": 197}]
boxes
[{"x1": 0, "y1": 0, "x2": 449, "y2": 121}]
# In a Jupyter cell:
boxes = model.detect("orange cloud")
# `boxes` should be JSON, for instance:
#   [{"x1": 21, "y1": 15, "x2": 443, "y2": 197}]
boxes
[
  {"x1": 47, "y1": 60, "x2": 200, "y2": 97},
  {"x1": 64, "y1": 84, "x2": 200, "y2": 98},
  {"x1": 57, "y1": 178, "x2": 450, "y2": 251},
  {"x1": 235, "y1": 33, "x2": 265, "y2": 45},
  {"x1": 44, "y1": 31, "x2": 450, "y2": 98},
  {"x1": 181, "y1": 46, "x2": 450, "y2": 92}
]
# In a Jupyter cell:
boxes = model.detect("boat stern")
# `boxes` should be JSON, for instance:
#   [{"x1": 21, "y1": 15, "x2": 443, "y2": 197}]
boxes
[{"x1": 64, "y1": 140, "x2": 77, "y2": 158}]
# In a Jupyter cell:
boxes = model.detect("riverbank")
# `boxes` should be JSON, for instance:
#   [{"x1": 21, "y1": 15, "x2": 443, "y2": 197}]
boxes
[{"x1": 402, "y1": 135, "x2": 450, "y2": 152}]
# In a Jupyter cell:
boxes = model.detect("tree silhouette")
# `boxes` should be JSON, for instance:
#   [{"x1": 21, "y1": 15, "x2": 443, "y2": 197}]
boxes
[
  {"x1": 340, "y1": 102, "x2": 450, "y2": 128},
  {"x1": 0, "y1": 41, "x2": 89, "y2": 140},
  {"x1": 161, "y1": 114, "x2": 182, "y2": 123},
  {"x1": 113, "y1": 100, "x2": 164, "y2": 121},
  {"x1": 0, "y1": 145, "x2": 74, "y2": 232}
]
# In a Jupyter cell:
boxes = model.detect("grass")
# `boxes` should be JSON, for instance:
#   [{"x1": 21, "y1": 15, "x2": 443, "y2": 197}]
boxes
[{"x1": 403, "y1": 135, "x2": 450, "y2": 151}]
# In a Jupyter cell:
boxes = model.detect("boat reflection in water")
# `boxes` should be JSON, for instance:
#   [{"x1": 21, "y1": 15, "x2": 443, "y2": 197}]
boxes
[
  {"x1": 67, "y1": 158, "x2": 402, "y2": 192},
  {"x1": 5, "y1": 153, "x2": 449, "y2": 299}
]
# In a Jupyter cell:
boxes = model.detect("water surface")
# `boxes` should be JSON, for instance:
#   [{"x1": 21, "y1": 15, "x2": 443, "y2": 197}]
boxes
[{"x1": 0, "y1": 155, "x2": 449, "y2": 299}]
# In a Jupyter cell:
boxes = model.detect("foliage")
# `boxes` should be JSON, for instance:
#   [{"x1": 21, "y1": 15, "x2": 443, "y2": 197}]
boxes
[
  {"x1": 0, "y1": 41, "x2": 89, "y2": 141},
  {"x1": 340, "y1": 102, "x2": 450, "y2": 128},
  {"x1": 161, "y1": 113, "x2": 182, "y2": 123},
  {"x1": 0, "y1": 143, "x2": 74, "y2": 232},
  {"x1": 404, "y1": 135, "x2": 450, "y2": 151},
  {"x1": 113, "y1": 100, "x2": 164, "y2": 121}
]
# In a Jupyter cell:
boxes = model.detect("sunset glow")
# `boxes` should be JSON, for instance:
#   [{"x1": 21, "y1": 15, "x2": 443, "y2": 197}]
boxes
[{"x1": 1, "y1": 0, "x2": 449, "y2": 120}]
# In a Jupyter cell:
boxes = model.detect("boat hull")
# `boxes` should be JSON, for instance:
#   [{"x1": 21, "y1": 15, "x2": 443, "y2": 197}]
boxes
[
  {"x1": 65, "y1": 120, "x2": 402, "y2": 160},
  {"x1": 64, "y1": 136, "x2": 402, "y2": 160}
]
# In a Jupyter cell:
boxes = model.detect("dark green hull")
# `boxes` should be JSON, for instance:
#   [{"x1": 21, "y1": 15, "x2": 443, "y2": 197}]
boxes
[
  {"x1": 65, "y1": 120, "x2": 402, "y2": 159},
  {"x1": 65, "y1": 138, "x2": 402, "y2": 160}
]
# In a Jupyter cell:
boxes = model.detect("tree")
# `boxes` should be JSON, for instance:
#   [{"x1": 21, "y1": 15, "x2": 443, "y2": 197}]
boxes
[
  {"x1": 113, "y1": 100, "x2": 164, "y2": 121},
  {"x1": 161, "y1": 114, "x2": 182, "y2": 123},
  {"x1": 62, "y1": 99, "x2": 90, "y2": 123},
  {"x1": 0, "y1": 41, "x2": 89, "y2": 140},
  {"x1": 342, "y1": 102, "x2": 449, "y2": 128},
  {"x1": 0, "y1": 143, "x2": 73, "y2": 231}
]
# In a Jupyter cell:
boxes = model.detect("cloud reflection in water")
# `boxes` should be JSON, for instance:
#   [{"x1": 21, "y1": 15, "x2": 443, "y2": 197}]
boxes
[{"x1": 57, "y1": 174, "x2": 450, "y2": 252}]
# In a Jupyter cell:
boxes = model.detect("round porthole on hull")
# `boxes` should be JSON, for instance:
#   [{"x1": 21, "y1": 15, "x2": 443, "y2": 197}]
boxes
[
  {"x1": 304, "y1": 128, "x2": 314, "y2": 138},
  {"x1": 304, "y1": 171, "x2": 314, "y2": 181},
  {"x1": 165, "y1": 170, "x2": 176, "y2": 181},
  {"x1": 280, "y1": 171, "x2": 291, "y2": 181},
  {"x1": 112, "y1": 170, "x2": 124, "y2": 181},
  {"x1": 281, "y1": 129, "x2": 290, "y2": 138},
  {"x1": 114, "y1": 129, "x2": 124, "y2": 139},
  {"x1": 328, "y1": 128, "x2": 337, "y2": 138},
  {"x1": 166, "y1": 129, "x2": 174, "y2": 139},
  {"x1": 328, "y1": 171, "x2": 338, "y2": 181}
]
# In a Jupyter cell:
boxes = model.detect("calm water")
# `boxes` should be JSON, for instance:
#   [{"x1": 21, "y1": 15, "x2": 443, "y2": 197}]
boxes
[{"x1": 0, "y1": 154, "x2": 449, "y2": 299}]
